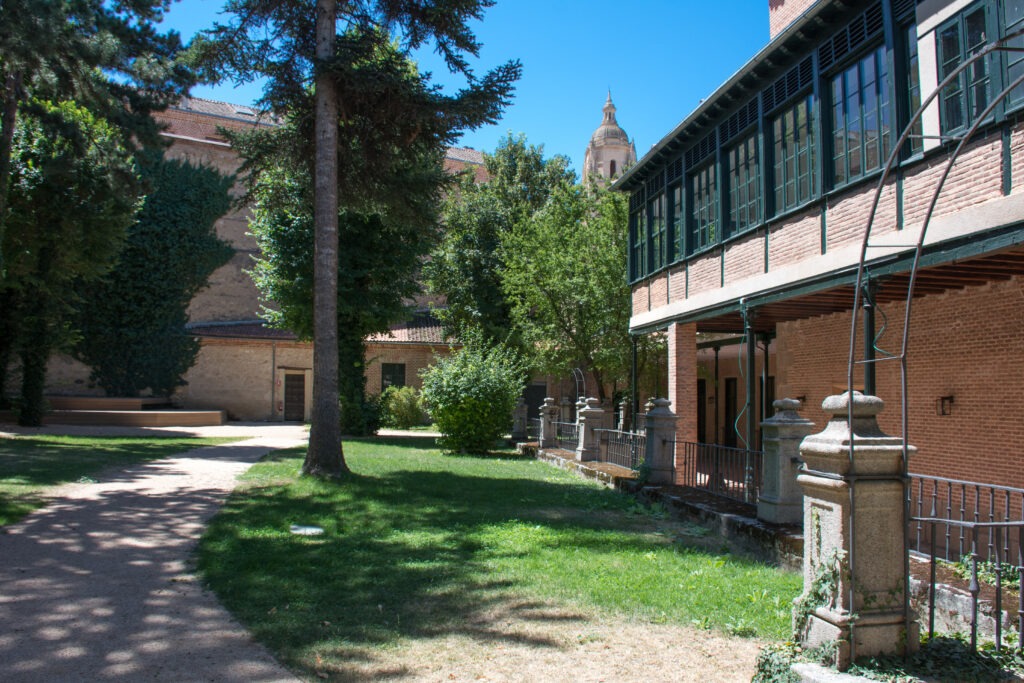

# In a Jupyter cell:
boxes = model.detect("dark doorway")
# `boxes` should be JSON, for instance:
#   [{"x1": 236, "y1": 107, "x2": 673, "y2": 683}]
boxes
[
  {"x1": 697, "y1": 379, "x2": 707, "y2": 443},
  {"x1": 723, "y1": 377, "x2": 738, "y2": 447},
  {"x1": 523, "y1": 383, "x2": 547, "y2": 422},
  {"x1": 284, "y1": 373, "x2": 305, "y2": 421}
]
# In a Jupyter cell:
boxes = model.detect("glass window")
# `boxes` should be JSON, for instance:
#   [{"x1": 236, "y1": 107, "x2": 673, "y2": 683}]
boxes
[
  {"x1": 726, "y1": 133, "x2": 760, "y2": 235},
  {"x1": 382, "y1": 363, "x2": 406, "y2": 389},
  {"x1": 772, "y1": 95, "x2": 816, "y2": 214},
  {"x1": 1004, "y1": 0, "x2": 1024, "y2": 110},
  {"x1": 649, "y1": 193, "x2": 667, "y2": 270},
  {"x1": 630, "y1": 209, "x2": 647, "y2": 279},
  {"x1": 689, "y1": 162, "x2": 718, "y2": 253},
  {"x1": 938, "y1": 4, "x2": 990, "y2": 133},
  {"x1": 831, "y1": 46, "x2": 891, "y2": 185},
  {"x1": 669, "y1": 183, "x2": 683, "y2": 261},
  {"x1": 905, "y1": 24, "x2": 924, "y2": 156}
]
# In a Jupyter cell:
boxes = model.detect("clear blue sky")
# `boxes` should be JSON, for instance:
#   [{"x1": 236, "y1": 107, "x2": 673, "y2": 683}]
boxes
[{"x1": 160, "y1": 0, "x2": 769, "y2": 173}]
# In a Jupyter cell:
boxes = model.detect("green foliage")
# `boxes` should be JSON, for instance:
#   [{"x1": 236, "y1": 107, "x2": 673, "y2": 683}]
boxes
[
  {"x1": 420, "y1": 339, "x2": 527, "y2": 453},
  {"x1": 0, "y1": 101, "x2": 140, "y2": 424},
  {"x1": 73, "y1": 152, "x2": 233, "y2": 397},
  {"x1": 753, "y1": 642, "x2": 802, "y2": 683},
  {"x1": 501, "y1": 180, "x2": 633, "y2": 401},
  {"x1": 849, "y1": 633, "x2": 1024, "y2": 682},
  {"x1": 379, "y1": 386, "x2": 428, "y2": 429},
  {"x1": 425, "y1": 133, "x2": 573, "y2": 346}
]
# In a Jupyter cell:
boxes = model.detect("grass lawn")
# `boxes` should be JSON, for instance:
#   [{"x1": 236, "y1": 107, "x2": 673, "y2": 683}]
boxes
[
  {"x1": 199, "y1": 436, "x2": 801, "y2": 677},
  {"x1": 0, "y1": 434, "x2": 237, "y2": 525}
]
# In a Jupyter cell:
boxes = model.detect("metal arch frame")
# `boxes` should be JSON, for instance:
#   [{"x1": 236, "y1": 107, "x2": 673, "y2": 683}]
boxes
[{"x1": 844, "y1": 27, "x2": 1024, "y2": 660}]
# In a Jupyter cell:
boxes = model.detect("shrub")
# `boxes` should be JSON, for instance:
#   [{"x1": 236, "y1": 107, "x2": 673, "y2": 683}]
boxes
[
  {"x1": 380, "y1": 386, "x2": 428, "y2": 429},
  {"x1": 420, "y1": 340, "x2": 526, "y2": 453}
]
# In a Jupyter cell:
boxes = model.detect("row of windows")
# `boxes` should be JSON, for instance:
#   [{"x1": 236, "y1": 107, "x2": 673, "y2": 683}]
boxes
[{"x1": 628, "y1": 0, "x2": 1023, "y2": 282}]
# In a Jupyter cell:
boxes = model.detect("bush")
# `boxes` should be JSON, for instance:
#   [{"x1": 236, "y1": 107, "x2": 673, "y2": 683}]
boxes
[
  {"x1": 379, "y1": 386, "x2": 428, "y2": 429},
  {"x1": 420, "y1": 340, "x2": 526, "y2": 454}
]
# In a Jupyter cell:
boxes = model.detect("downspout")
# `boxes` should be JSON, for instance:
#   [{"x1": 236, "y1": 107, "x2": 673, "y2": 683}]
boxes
[
  {"x1": 742, "y1": 301, "x2": 756, "y2": 502},
  {"x1": 862, "y1": 279, "x2": 877, "y2": 396},
  {"x1": 713, "y1": 346, "x2": 720, "y2": 444},
  {"x1": 270, "y1": 341, "x2": 277, "y2": 421},
  {"x1": 631, "y1": 336, "x2": 639, "y2": 430}
]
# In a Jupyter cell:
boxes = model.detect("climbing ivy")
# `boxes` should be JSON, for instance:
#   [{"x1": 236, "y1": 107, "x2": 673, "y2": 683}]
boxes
[{"x1": 74, "y1": 151, "x2": 233, "y2": 397}]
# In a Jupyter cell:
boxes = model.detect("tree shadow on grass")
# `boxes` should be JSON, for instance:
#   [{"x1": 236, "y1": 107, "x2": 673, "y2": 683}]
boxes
[{"x1": 200, "y1": 459, "x2": 782, "y2": 680}]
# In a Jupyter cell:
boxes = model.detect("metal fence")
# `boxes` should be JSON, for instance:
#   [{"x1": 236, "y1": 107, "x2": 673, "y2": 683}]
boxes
[
  {"x1": 909, "y1": 473, "x2": 1024, "y2": 563},
  {"x1": 551, "y1": 421, "x2": 578, "y2": 451},
  {"x1": 912, "y1": 516, "x2": 1024, "y2": 654},
  {"x1": 595, "y1": 429, "x2": 646, "y2": 470},
  {"x1": 527, "y1": 418, "x2": 541, "y2": 442},
  {"x1": 677, "y1": 441, "x2": 763, "y2": 504}
]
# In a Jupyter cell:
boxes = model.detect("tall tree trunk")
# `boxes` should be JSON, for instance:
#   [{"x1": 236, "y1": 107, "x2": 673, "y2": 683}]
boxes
[
  {"x1": 0, "y1": 71, "x2": 22, "y2": 276},
  {"x1": 303, "y1": 0, "x2": 348, "y2": 477}
]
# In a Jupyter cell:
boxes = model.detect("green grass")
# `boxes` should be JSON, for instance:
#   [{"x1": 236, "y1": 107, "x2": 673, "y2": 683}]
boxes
[
  {"x1": 199, "y1": 435, "x2": 801, "y2": 674},
  {"x1": 0, "y1": 434, "x2": 237, "y2": 525}
]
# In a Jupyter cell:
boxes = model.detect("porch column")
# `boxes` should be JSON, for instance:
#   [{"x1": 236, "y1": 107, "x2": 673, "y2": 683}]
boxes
[
  {"x1": 796, "y1": 391, "x2": 917, "y2": 669},
  {"x1": 644, "y1": 398, "x2": 678, "y2": 485},
  {"x1": 667, "y1": 322, "x2": 697, "y2": 478}
]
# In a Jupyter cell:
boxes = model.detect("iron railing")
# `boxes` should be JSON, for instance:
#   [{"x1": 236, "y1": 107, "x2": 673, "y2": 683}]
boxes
[
  {"x1": 677, "y1": 441, "x2": 763, "y2": 504},
  {"x1": 551, "y1": 421, "x2": 578, "y2": 451},
  {"x1": 909, "y1": 474, "x2": 1024, "y2": 564},
  {"x1": 527, "y1": 418, "x2": 541, "y2": 442},
  {"x1": 913, "y1": 517, "x2": 1024, "y2": 655},
  {"x1": 595, "y1": 429, "x2": 646, "y2": 470}
]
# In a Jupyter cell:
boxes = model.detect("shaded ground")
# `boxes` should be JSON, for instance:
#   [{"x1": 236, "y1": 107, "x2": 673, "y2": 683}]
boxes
[{"x1": 0, "y1": 424, "x2": 770, "y2": 681}]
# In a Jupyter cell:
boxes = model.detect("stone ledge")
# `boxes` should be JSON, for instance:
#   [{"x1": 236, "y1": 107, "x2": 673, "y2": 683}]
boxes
[{"x1": 791, "y1": 663, "x2": 878, "y2": 682}]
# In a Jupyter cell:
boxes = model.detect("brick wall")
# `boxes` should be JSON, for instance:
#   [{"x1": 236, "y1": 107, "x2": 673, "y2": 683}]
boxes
[
  {"x1": 769, "y1": 0, "x2": 818, "y2": 39},
  {"x1": 724, "y1": 232, "x2": 764, "y2": 282},
  {"x1": 687, "y1": 251, "x2": 720, "y2": 297},
  {"x1": 768, "y1": 209, "x2": 820, "y2": 269},
  {"x1": 775, "y1": 275, "x2": 1024, "y2": 490},
  {"x1": 364, "y1": 343, "x2": 452, "y2": 395}
]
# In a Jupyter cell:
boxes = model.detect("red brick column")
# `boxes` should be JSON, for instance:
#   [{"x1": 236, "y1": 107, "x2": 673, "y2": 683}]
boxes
[{"x1": 667, "y1": 322, "x2": 698, "y2": 460}]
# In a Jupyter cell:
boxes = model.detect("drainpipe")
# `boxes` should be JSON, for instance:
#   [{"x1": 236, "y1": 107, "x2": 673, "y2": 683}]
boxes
[
  {"x1": 631, "y1": 336, "x2": 639, "y2": 430},
  {"x1": 863, "y1": 279, "x2": 877, "y2": 396},
  {"x1": 742, "y1": 303, "x2": 756, "y2": 502},
  {"x1": 713, "y1": 346, "x2": 720, "y2": 444}
]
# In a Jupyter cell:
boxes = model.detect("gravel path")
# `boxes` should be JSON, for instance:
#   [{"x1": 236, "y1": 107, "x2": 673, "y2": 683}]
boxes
[{"x1": 0, "y1": 424, "x2": 307, "y2": 682}]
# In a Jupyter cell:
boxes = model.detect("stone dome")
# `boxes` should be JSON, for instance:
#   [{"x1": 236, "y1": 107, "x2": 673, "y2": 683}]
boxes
[{"x1": 590, "y1": 93, "x2": 630, "y2": 145}]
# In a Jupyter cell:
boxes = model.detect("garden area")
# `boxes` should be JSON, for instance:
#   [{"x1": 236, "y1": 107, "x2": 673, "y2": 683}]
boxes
[{"x1": 198, "y1": 435, "x2": 802, "y2": 681}]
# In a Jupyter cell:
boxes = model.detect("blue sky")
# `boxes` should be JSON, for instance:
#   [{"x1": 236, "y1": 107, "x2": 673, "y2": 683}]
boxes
[{"x1": 160, "y1": 0, "x2": 770, "y2": 173}]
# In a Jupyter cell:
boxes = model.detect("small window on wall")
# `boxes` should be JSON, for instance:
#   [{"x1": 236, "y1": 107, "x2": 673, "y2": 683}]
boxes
[
  {"x1": 382, "y1": 363, "x2": 406, "y2": 389},
  {"x1": 610, "y1": 159, "x2": 617, "y2": 176},
  {"x1": 937, "y1": 3, "x2": 990, "y2": 133}
]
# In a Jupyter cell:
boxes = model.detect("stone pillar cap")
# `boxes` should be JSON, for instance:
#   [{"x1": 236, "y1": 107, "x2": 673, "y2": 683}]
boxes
[
  {"x1": 822, "y1": 391, "x2": 884, "y2": 418},
  {"x1": 585, "y1": 397, "x2": 600, "y2": 409},
  {"x1": 543, "y1": 397, "x2": 555, "y2": 406}
]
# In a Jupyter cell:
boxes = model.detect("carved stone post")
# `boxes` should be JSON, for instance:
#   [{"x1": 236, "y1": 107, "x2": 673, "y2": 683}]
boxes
[
  {"x1": 643, "y1": 398, "x2": 678, "y2": 485},
  {"x1": 757, "y1": 398, "x2": 813, "y2": 525},
  {"x1": 575, "y1": 397, "x2": 607, "y2": 461},
  {"x1": 796, "y1": 391, "x2": 917, "y2": 669},
  {"x1": 539, "y1": 398, "x2": 559, "y2": 449},
  {"x1": 560, "y1": 397, "x2": 573, "y2": 422},
  {"x1": 618, "y1": 399, "x2": 630, "y2": 431},
  {"x1": 511, "y1": 397, "x2": 527, "y2": 442}
]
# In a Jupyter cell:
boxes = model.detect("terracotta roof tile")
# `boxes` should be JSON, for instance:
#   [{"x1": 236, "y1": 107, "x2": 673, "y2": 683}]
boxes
[{"x1": 367, "y1": 311, "x2": 452, "y2": 345}]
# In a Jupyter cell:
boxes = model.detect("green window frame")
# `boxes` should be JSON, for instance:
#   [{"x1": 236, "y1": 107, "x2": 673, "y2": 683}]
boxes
[
  {"x1": 937, "y1": 3, "x2": 991, "y2": 133},
  {"x1": 772, "y1": 95, "x2": 816, "y2": 214},
  {"x1": 905, "y1": 23, "x2": 924, "y2": 156},
  {"x1": 649, "y1": 193, "x2": 667, "y2": 270},
  {"x1": 726, "y1": 132, "x2": 760, "y2": 236},
  {"x1": 688, "y1": 162, "x2": 718, "y2": 253},
  {"x1": 630, "y1": 209, "x2": 647, "y2": 279},
  {"x1": 669, "y1": 183, "x2": 684, "y2": 260},
  {"x1": 382, "y1": 363, "x2": 406, "y2": 389},
  {"x1": 831, "y1": 45, "x2": 891, "y2": 186},
  {"x1": 1003, "y1": 0, "x2": 1024, "y2": 110}
]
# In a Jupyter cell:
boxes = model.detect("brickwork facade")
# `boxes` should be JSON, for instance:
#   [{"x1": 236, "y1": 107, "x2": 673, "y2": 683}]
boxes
[{"x1": 768, "y1": 0, "x2": 818, "y2": 39}]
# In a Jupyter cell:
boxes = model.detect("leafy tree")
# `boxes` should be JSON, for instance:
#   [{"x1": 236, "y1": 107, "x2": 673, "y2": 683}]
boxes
[
  {"x1": 202, "y1": 4, "x2": 519, "y2": 475},
  {"x1": 500, "y1": 181, "x2": 634, "y2": 403},
  {"x1": 0, "y1": 0, "x2": 192, "y2": 273},
  {"x1": 73, "y1": 152, "x2": 233, "y2": 397},
  {"x1": 420, "y1": 337, "x2": 526, "y2": 453},
  {"x1": 0, "y1": 101, "x2": 140, "y2": 425},
  {"x1": 425, "y1": 133, "x2": 572, "y2": 345}
]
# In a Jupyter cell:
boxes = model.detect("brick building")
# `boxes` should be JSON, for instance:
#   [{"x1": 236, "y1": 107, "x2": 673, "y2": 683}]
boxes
[
  {"x1": 46, "y1": 97, "x2": 483, "y2": 421},
  {"x1": 615, "y1": 0, "x2": 1024, "y2": 490}
]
